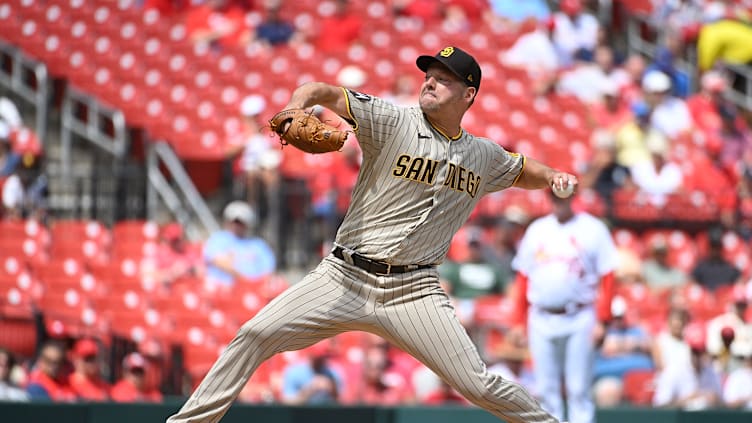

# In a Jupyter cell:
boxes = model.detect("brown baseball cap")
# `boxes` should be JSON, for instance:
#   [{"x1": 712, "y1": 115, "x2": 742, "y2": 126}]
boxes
[{"x1": 416, "y1": 46, "x2": 481, "y2": 91}]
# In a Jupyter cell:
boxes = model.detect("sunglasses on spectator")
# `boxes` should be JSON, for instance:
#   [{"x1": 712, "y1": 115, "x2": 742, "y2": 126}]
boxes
[
  {"x1": 129, "y1": 367, "x2": 146, "y2": 376},
  {"x1": 42, "y1": 355, "x2": 63, "y2": 365}
]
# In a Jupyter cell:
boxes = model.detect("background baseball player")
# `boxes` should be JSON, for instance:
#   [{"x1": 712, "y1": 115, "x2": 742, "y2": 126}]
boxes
[
  {"x1": 166, "y1": 46, "x2": 576, "y2": 423},
  {"x1": 509, "y1": 191, "x2": 617, "y2": 423}
]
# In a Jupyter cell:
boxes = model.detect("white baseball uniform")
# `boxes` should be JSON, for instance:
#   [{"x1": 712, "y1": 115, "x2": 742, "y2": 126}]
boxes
[
  {"x1": 512, "y1": 212, "x2": 617, "y2": 423},
  {"x1": 166, "y1": 88, "x2": 560, "y2": 423}
]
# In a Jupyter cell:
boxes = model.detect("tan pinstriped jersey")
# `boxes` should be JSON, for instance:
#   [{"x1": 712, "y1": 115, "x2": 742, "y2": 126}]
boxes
[{"x1": 335, "y1": 88, "x2": 524, "y2": 266}]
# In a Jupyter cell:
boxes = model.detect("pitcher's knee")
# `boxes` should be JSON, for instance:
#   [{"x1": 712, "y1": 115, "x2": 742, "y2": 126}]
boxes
[
  {"x1": 237, "y1": 319, "x2": 277, "y2": 343},
  {"x1": 458, "y1": 373, "x2": 528, "y2": 409}
]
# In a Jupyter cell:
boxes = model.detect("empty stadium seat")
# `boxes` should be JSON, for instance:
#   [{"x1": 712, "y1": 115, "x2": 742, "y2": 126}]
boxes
[{"x1": 622, "y1": 368, "x2": 656, "y2": 405}]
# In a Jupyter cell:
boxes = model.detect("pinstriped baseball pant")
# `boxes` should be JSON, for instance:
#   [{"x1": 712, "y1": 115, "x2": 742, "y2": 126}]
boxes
[{"x1": 166, "y1": 255, "x2": 559, "y2": 423}]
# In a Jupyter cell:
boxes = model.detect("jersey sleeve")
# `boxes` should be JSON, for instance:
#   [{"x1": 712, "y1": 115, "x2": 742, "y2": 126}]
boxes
[
  {"x1": 341, "y1": 88, "x2": 401, "y2": 153},
  {"x1": 483, "y1": 143, "x2": 525, "y2": 193}
]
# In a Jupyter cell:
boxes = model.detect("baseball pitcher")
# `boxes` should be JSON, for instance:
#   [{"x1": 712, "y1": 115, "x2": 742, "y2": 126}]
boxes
[{"x1": 167, "y1": 46, "x2": 576, "y2": 423}]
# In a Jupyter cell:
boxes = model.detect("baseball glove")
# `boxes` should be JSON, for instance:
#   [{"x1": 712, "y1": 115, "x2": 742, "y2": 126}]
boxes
[{"x1": 268, "y1": 109, "x2": 349, "y2": 154}]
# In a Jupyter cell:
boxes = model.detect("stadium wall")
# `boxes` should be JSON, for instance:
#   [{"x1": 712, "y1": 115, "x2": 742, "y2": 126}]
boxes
[{"x1": 1, "y1": 402, "x2": 751, "y2": 423}]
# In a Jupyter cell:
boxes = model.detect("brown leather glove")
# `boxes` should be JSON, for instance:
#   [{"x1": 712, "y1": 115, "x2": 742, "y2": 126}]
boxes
[{"x1": 268, "y1": 109, "x2": 349, "y2": 154}]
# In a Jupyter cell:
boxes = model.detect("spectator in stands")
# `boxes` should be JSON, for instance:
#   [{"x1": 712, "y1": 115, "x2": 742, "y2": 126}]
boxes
[
  {"x1": 691, "y1": 227, "x2": 743, "y2": 292},
  {"x1": 143, "y1": 0, "x2": 185, "y2": 17},
  {"x1": 697, "y1": 8, "x2": 752, "y2": 73},
  {"x1": 0, "y1": 135, "x2": 20, "y2": 178},
  {"x1": 705, "y1": 284, "x2": 751, "y2": 367},
  {"x1": 651, "y1": 0, "x2": 705, "y2": 36},
  {"x1": 642, "y1": 70, "x2": 693, "y2": 140},
  {"x1": 593, "y1": 296, "x2": 654, "y2": 381},
  {"x1": 110, "y1": 352, "x2": 163, "y2": 403},
  {"x1": 485, "y1": 207, "x2": 529, "y2": 283},
  {"x1": 152, "y1": 223, "x2": 203, "y2": 288},
  {"x1": 501, "y1": 16, "x2": 563, "y2": 75},
  {"x1": 738, "y1": 149, "x2": 752, "y2": 238},
  {"x1": 0, "y1": 97, "x2": 22, "y2": 143},
  {"x1": 653, "y1": 322, "x2": 722, "y2": 409},
  {"x1": 552, "y1": 0, "x2": 599, "y2": 63},
  {"x1": 0, "y1": 347, "x2": 28, "y2": 402},
  {"x1": 392, "y1": 0, "x2": 443, "y2": 25},
  {"x1": 686, "y1": 71, "x2": 730, "y2": 144},
  {"x1": 231, "y1": 94, "x2": 281, "y2": 239},
  {"x1": 613, "y1": 53, "x2": 647, "y2": 106},
  {"x1": 717, "y1": 98, "x2": 752, "y2": 173},
  {"x1": 723, "y1": 339, "x2": 752, "y2": 409},
  {"x1": 184, "y1": 0, "x2": 251, "y2": 49},
  {"x1": 487, "y1": 335, "x2": 536, "y2": 394},
  {"x1": 588, "y1": 75, "x2": 633, "y2": 132},
  {"x1": 281, "y1": 343, "x2": 341, "y2": 405},
  {"x1": 651, "y1": 307, "x2": 692, "y2": 374},
  {"x1": 203, "y1": 201, "x2": 276, "y2": 289},
  {"x1": 314, "y1": 0, "x2": 363, "y2": 54},
  {"x1": 646, "y1": 32, "x2": 691, "y2": 98},
  {"x1": 26, "y1": 341, "x2": 75, "y2": 402},
  {"x1": 2, "y1": 152, "x2": 48, "y2": 221},
  {"x1": 614, "y1": 101, "x2": 663, "y2": 168},
  {"x1": 556, "y1": 46, "x2": 619, "y2": 104},
  {"x1": 579, "y1": 129, "x2": 633, "y2": 211},
  {"x1": 629, "y1": 130, "x2": 683, "y2": 207},
  {"x1": 67, "y1": 338, "x2": 110, "y2": 401},
  {"x1": 441, "y1": 2, "x2": 472, "y2": 34},
  {"x1": 439, "y1": 226, "x2": 510, "y2": 327},
  {"x1": 641, "y1": 235, "x2": 688, "y2": 293},
  {"x1": 254, "y1": 0, "x2": 300, "y2": 47},
  {"x1": 592, "y1": 376, "x2": 623, "y2": 408},
  {"x1": 485, "y1": 0, "x2": 550, "y2": 25},
  {"x1": 356, "y1": 344, "x2": 413, "y2": 405}
]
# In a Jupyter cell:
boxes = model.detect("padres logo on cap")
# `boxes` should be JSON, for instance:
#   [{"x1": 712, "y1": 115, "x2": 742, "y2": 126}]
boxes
[{"x1": 440, "y1": 47, "x2": 454, "y2": 57}]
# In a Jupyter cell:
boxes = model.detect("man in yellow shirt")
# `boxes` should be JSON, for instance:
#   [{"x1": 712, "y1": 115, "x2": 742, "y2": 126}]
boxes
[{"x1": 697, "y1": 18, "x2": 752, "y2": 72}]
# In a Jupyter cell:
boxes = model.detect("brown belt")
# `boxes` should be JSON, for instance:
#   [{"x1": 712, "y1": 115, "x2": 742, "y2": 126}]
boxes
[
  {"x1": 332, "y1": 246, "x2": 434, "y2": 275},
  {"x1": 539, "y1": 303, "x2": 590, "y2": 315}
]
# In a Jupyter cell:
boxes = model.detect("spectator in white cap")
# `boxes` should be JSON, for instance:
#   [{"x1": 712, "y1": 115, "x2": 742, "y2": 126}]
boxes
[
  {"x1": 687, "y1": 70, "x2": 730, "y2": 136},
  {"x1": 642, "y1": 70, "x2": 693, "y2": 139},
  {"x1": 202, "y1": 200, "x2": 276, "y2": 289},
  {"x1": 231, "y1": 94, "x2": 282, "y2": 236},
  {"x1": 629, "y1": 133, "x2": 683, "y2": 207}
]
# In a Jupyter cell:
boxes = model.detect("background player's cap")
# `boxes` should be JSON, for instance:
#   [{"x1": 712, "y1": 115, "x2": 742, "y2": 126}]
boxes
[{"x1": 416, "y1": 46, "x2": 481, "y2": 91}]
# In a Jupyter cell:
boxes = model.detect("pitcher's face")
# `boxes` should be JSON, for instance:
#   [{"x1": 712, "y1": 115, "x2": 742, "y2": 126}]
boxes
[{"x1": 419, "y1": 64, "x2": 470, "y2": 113}]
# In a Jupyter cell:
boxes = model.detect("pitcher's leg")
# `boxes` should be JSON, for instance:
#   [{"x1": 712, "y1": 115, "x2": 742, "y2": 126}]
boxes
[
  {"x1": 375, "y1": 277, "x2": 559, "y2": 423},
  {"x1": 167, "y1": 260, "x2": 371, "y2": 423}
]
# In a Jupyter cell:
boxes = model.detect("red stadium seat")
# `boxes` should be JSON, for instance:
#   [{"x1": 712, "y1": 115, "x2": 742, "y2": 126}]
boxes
[
  {"x1": 622, "y1": 368, "x2": 656, "y2": 405},
  {"x1": 0, "y1": 237, "x2": 46, "y2": 263},
  {"x1": 33, "y1": 257, "x2": 84, "y2": 281},
  {"x1": 0, "y1": 4, "x2": 22, "y2": 45},
  {"x1": 0, "y1": 281, "x2": 34, "y2": 319},
  {"x1": 107, "y1": 308, "x2": 167, "y2": 343},
  {"x1": 112, "y1": 220, "x2": 161, "y2": 243}
]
